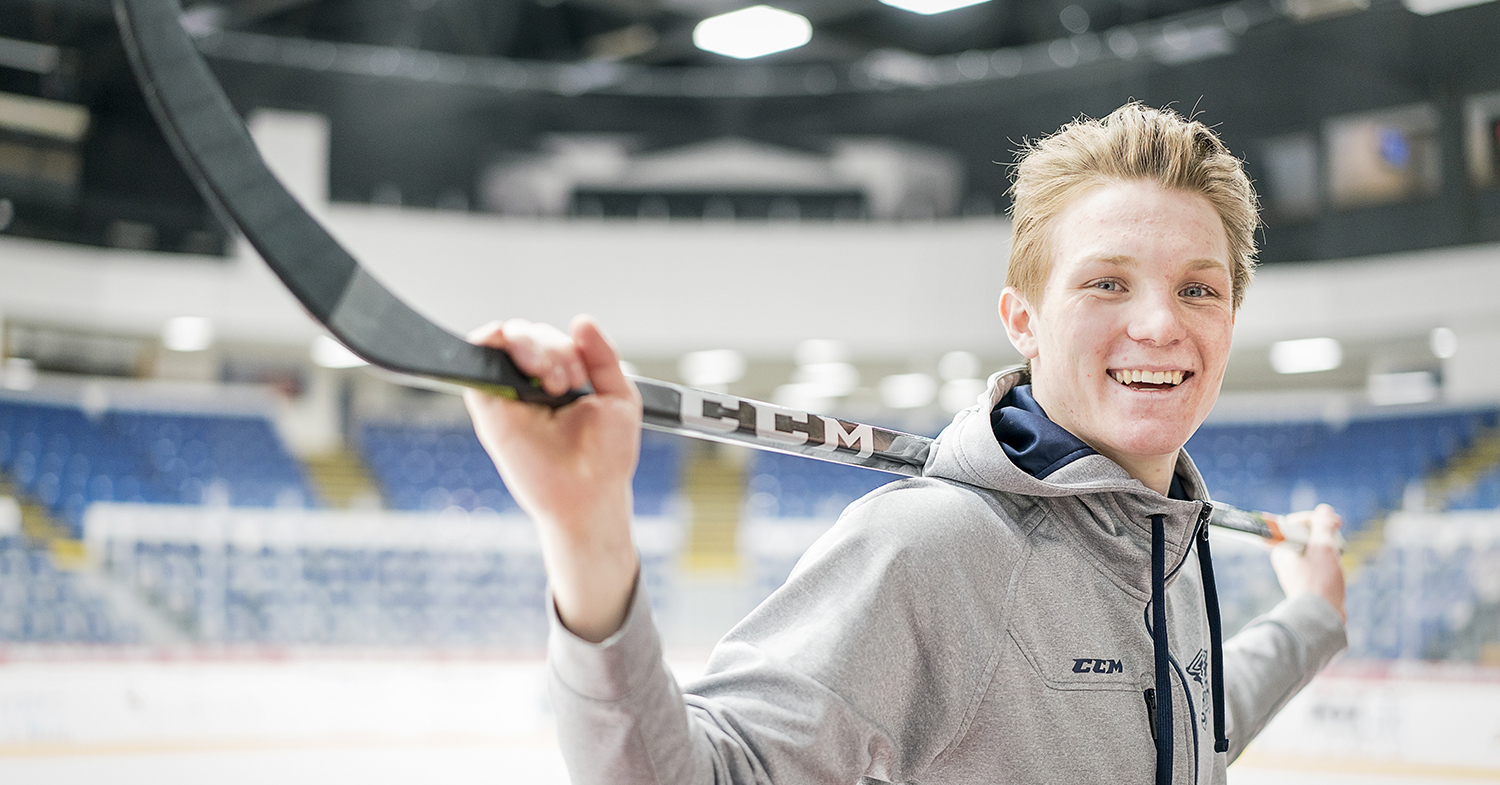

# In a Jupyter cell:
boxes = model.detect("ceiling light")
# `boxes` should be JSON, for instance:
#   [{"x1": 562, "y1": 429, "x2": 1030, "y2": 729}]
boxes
[
  {"x1": 679, "y1": 349, "x2": 746, "y2": 389},
  {"x1": 794, "y1": 338, "x2": 848, "y2": 366},
  {"x1": 793, "y1": 362, "x2": 859, "y2": 398},
  {"x1": 2, "y1": 358, "x2": 36, "y2": 391},
  {"x1": 1270, "y1": 337, "x2": 1342, "y2": 374},
  {"x1": 940, "y1": 378, "x2": 988, "y2": 412},
  {"x1": 1368, "y1": 371, "x2": 1437, "y2": 406},
  {"x1": 1402, "y1": 0, "x2": 1494, "y2": 14},
  {"x1": 1430, "y1": 327, "x2": 1458, "y2": 359},
  {"x1": 773, "y1": 383, "x2": 836, "y2": 413},
  {"x1": 693, "y1": 6, "x2": 812, "y2": 60},
  {"x1": 879, "y1": 0, "x2": 989, "y2": 14},
  {"x1": 162, "y1": 317, "x2": 215, "y2": 352},
  {"x1": 310, "y1": 335, "x2": 367, "y2": 369},
  {"x1": 879, "y1": 373, "x2": 937, "y2": 409},
  {"x1": 938, "y1": 350, "x2": 980, "y2": 381},
  {"x1": 0, "y1": 91, "x2": 89, "y2": 142}
]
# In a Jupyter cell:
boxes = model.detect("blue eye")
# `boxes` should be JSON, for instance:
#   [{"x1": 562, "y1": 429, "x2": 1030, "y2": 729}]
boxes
[
  {"x1": 1182, "y1": 285, "x2": 1210, "y2": 298},
  {"x1": 1094, "y1": 280, "x2": 1120, "y2": 291}
]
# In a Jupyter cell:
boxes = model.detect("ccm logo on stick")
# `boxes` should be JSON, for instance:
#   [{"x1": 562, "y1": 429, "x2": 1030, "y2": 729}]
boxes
[
  {"x1": 1072, "y1": 658, "x2": 1124, "y2": 674},
  {"x1": 679, "y1": 388, "x2": 875, "y2": 458}
]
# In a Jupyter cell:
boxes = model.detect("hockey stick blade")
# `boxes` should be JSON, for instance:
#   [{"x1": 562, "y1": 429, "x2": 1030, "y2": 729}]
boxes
[{"x1": 112, "y1": 0, "x2": 586, "y2": 408}]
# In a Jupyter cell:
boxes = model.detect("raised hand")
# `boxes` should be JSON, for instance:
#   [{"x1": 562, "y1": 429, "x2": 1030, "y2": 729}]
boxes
[
  {"x1": 1269, "y1": 503, "x2": 1347, "y2": 622},
  {"x1": 463, "y1": 315, "x2": 644, "y2": 642}
]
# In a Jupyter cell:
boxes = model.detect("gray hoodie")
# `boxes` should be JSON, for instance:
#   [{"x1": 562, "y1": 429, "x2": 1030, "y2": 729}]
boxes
[{"x1": 547, "y1": 368, "x2": 1348, "y2": 784}]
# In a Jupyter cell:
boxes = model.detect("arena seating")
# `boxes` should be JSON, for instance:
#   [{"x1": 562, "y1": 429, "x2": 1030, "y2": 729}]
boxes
[
  {"x1": 1344, "y1": 514, "x2": 1500, "y2": 661},
  {"x1": 360, "y1": 422, "x2": 685, "y2": 516},
  {"x1": 0, "y1": 398, "x2": 317, "y2": 536},
  {"x1": 1188, "y1": 409, "x2": 1497, "y2": 536},
  {"x1": 1447, "y1": 465, "x2": 1500, "y2": 511},
  {"x1": 744, "y1": 450, "x2": 897, "y2": 520},
  {"x1": 85, "y1": 504, "x2": 679, "y2": 646},
  {"x1": 0, "y1": 500, "x2": 137, "y2": 643}
]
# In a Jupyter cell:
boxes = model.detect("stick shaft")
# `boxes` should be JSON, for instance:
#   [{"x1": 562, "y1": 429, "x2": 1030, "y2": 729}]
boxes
[{"x1": 632, "y1": 377, "x2": 1302, "y2": 546}]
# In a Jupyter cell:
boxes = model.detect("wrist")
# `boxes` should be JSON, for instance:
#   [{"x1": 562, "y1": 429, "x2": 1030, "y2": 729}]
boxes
[{"x1": 535, "y1": 495, "x2": 639, "y2": 643}]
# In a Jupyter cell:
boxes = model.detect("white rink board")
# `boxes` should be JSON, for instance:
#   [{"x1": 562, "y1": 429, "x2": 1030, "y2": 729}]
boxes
[
  {"x1": 0, "y1": 656, "x2": 1495, "y2": 784},
  {"x1": 1245, "y1": 663, "x2": 1500, "y2": 773}
]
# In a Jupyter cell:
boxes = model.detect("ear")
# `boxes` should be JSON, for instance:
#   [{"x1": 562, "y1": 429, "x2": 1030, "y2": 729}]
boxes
[{"x1": 999, "y1": 287, "x2": 1040, "y2": 361}]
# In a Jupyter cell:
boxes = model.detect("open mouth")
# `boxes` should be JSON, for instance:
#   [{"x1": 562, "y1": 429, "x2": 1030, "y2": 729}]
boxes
[{"x1": 1110, "y1": 369, "x2": 1192, "y2": 390}]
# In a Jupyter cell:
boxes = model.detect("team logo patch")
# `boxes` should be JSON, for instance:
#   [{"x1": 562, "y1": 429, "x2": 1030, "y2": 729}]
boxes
[
  {"x1": 1187, "y1": 649, "x2": 1208, "y2": 686},
  {"x1": 1071, "y1": 658, "x2": 1123, "y2": 674}
]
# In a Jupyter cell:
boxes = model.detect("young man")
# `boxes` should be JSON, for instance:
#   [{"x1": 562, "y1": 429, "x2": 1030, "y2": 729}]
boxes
[{"x1": 464, "y1": 104, "x2": 1348, "y2": 784}]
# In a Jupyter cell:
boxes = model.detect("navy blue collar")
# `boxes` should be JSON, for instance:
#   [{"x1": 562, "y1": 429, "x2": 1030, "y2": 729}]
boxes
[{"x1": 990, "y1": 384, "x2": 1188, "y2": 500}]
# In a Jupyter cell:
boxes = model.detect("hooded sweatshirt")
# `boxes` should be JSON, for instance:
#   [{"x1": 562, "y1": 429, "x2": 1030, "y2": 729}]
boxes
[{"x1": 547, "y1": 367, "x2": 1348, "y2": 785}]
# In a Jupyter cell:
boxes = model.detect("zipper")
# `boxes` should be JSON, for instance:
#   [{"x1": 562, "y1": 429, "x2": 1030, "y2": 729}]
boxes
[{"x1": 1144, "y1": 688, "x2": 1159, "y2": 740}]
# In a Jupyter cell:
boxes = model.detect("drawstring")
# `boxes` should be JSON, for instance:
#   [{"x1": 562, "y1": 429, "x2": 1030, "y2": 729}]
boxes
[
  {"x1": 1196, "y1": 517, "x2": 1231, "y2": 754},
  {"x1": 1149, "y1": 513, "x2": 1173, "y2": 785}
]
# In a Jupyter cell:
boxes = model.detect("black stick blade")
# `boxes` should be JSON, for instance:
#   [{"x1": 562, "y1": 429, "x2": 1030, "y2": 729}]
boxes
[{"x1": 112, "y1": 0, "x2": 585, "y2": 406}]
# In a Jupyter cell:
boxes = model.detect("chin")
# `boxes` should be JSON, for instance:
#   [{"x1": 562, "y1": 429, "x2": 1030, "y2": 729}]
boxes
[{"x1": 1111, "y1": 422, "x2": 1198, "y2": 461}]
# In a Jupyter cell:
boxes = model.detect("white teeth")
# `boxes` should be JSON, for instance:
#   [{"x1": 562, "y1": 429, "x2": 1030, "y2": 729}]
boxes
[{"x1": 1112, "y1": 370, "x2": 1187, "y2": 386}]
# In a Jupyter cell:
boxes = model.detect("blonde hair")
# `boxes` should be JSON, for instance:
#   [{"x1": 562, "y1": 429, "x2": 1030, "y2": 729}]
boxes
[{"x1": 1007, "y1": 103, "x2": 1259, "y2": 310}]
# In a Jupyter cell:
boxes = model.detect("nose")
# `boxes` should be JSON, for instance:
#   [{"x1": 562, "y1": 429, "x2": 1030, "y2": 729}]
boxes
[{"x1": 1124, "y1": 288, "x2": 1187, "y2": 346}]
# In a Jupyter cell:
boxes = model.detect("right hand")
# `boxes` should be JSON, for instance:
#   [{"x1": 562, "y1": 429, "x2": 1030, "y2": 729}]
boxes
[
  {"x1": 463, "y1": 315, "x2": 643, "y2": 642},
  {"x1": 1269, "y1": 504, "x2": 1347, "y2": 623}
]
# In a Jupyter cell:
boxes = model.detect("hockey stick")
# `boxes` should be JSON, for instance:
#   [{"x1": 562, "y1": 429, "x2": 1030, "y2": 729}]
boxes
[{"x1": 111, "y1": 0, "x2": 1316, "y2": 548}]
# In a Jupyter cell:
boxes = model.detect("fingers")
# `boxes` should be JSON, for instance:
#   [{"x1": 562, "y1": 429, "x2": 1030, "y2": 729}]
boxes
[
  {"x1": 480, "y1": 319, "x2": 586, "y2": 397},
  {"x1": 572, "y1": 315, "x2": 636, "y2": 401},
  {"x1": 1307, "y1": 503, "x2": 1343, "y2": 549},
  {"x1": 467, "y1": 317, "x2": 633, "y2": 402}
]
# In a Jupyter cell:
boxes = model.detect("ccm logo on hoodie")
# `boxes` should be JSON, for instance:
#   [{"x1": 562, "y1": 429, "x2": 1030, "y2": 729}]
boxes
[{"x1": 1071, "y1": 658, "x2": 1124, "y2": 674}]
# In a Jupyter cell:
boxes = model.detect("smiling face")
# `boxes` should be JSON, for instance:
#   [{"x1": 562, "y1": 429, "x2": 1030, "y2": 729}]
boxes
[{"x1": 999, "y1": 180, "x2": 1236, "y2": 493}]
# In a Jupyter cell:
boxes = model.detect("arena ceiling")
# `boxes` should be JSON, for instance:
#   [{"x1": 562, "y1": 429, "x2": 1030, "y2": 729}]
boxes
[{"x1": 2, "y1": 0, "x2": 1499, "y2": 264}]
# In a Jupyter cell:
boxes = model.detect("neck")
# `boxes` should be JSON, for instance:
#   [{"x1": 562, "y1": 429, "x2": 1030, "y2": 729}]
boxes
[{"x1": 1093, "y1": 448, "x2": 1177, "y2": 496}]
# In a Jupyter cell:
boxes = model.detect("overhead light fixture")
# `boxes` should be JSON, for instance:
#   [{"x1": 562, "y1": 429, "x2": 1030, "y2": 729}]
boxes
[
  {"x1": 794, "y1": 338, "x2": 848, "y2": 366},
  {"x1": 879, "y1": 373, "x2": 937, "y2": 409},
  {"x1": 1368, "y1": 371, "x2": 1437, "y2": 406},
  {"x1": 1269, "y1": 337, "x2": 1342, "y2": 374},
  {"x1": 161, "y1": 317, "x2": 215, "y2": 352},
  {"x1": 940, "y1": 378, "x2": 988, "y2": 413},
  {"x1": 693, "y1": 6, "x2": 812, "y2": 60},
  {"x1": 0, "y1": 36, "x2": 61, "y2": 75},
  {"x1": 0, "y1": 91, "x2": 90, "y2": 143},
  {"x1": 793, "y1": 362, "x2": 859, "y2": 398},
  {"x1": 678, "y1": 349, "x2": 746, "y2": 390},
  {"x1": 1430, "y1": 327, "x2": 1458, "y2": 359},
  {"x1": 1402, "y1": 0, "x2": 1494, "y2": 14},
  {"x1": 938, "y1": 350, "x2": 980, "y2": 381},
  {"x1": 879, "y1": 0, "x2": 989, "y2": 15},
  {"x1": 2, "y1": 357, "x2": 36, "y2": 391},
  {"x1": 310, "y1": 335, "x2": 367, "y2": 369},
  {"x1": 773, "y1": 383, "x2": 835, "y2": 413}
]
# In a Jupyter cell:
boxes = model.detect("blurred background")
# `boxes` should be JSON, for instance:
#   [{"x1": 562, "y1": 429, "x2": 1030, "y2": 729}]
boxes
[{"x1": 1, "y1": 0, "x2": 1500, "y2": 781}]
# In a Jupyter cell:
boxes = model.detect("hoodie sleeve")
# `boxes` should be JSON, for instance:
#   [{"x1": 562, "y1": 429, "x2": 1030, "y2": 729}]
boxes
[
  {"x1": 1219, "y1": 591, "x2": 1347, "y2": 761},
  {"x1": 545, "y1": 481, "x2": 1014, "y2": 785}
]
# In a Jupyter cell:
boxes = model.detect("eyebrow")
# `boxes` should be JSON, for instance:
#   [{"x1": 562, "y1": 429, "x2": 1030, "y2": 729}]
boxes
[{"x1": 1091, "y1": 254, "x2": 1230, "y2": 273}]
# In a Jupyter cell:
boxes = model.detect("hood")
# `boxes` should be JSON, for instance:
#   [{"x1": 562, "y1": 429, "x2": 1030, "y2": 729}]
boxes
[{"x1": 925, "y1": 365, "x2": 1211, "y2": 598}]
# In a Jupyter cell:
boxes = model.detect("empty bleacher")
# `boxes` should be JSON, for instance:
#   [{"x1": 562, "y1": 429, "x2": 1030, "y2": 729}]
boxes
[
  {"x1": 360, "y1": 422, "x2": 686, "y2": 517},
  {"x1": 1188, "y1": 409, "x2": 1497, "y2": 535},
  {"x1": 0, "y1": 397, "x2": 318, "y2": 536},
  {"x1": 1345, "y1": 512, "x2": 1500, "y2": 662},
  {"x1": 0, "y1": 497, "x2": 138, "y2": 644},
  {"x1": 85, "y1": 503, "x2": 680, "y2": 647}
]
